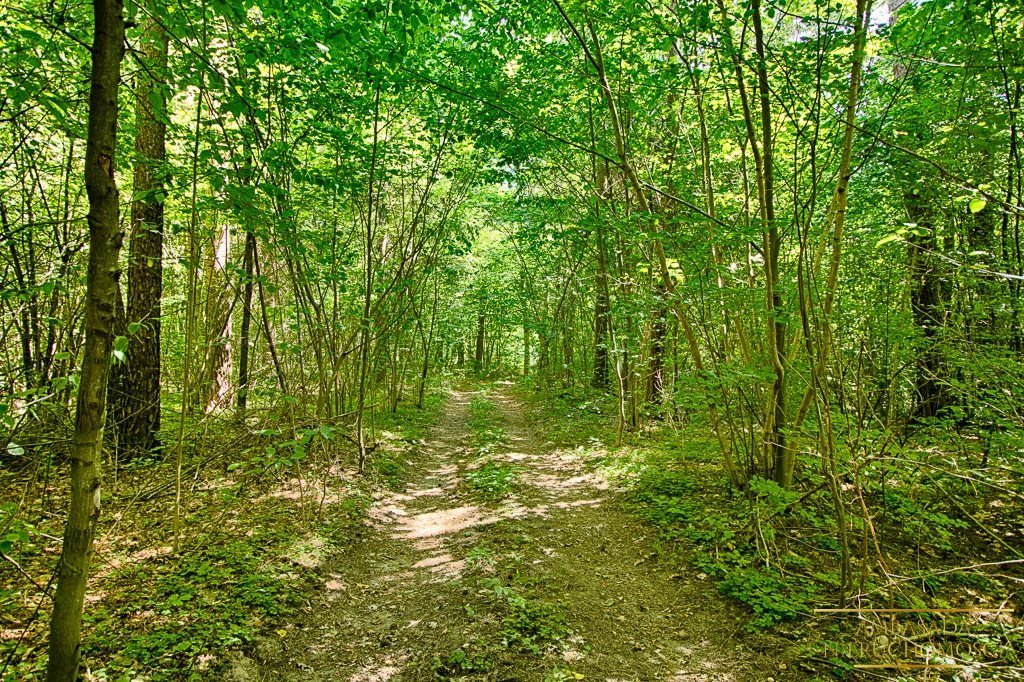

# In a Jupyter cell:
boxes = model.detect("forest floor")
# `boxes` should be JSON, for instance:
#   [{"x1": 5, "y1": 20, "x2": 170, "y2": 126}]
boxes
[{"x1": 247, "y1": 384, "x2": 797, "y2": 682}]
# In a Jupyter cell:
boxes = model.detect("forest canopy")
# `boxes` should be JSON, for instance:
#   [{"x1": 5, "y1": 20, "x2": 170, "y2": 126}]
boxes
[{"x1": 1, "y1": 0, "x2": 1023, "y2": 678}]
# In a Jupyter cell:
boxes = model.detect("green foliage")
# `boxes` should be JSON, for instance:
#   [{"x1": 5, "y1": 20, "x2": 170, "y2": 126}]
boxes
[
  {"x1": 544, "y1": 667, "x2": 586, "y2": 682},
  {"x1": 468, "y1": 394, "x2": 497, "y2": 431},
  {"x1": 714, "y1": 568, "x2": 816, "y2": 629},
  {"x1": 81, "y1": 539, "x2": 310, "y2": 680},
  {"x1": 478, "y1": 577, "x2": 570, "y2": 654},
  {"x1": 432, "y1": 646, "x2": 492, "y2": 677},
  {"x1": 465, "y1": 460, "x2": 518, "y2": 498},
  {"x1": 881, "y1": 490, "x2": 968, "y2": 552},
  {"x1": 629, "y1": 467, "x2": 819, "y2": 628},
  {"x1": 0, "y1": 501, "x2": 33, "y2": 555},
  {"x1": 370, "y1": 452, "x2": 404, "y2": 487}
]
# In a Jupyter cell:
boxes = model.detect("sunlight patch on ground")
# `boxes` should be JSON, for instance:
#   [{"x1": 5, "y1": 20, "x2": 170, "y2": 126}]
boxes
[
  {"x1": 413, "y1": 552, "x2": 467, "y2": 578},
  {"x1": 408, "y1": 486, "x2": 446, "y2": 497},
  {"x1": 283, "y1": 535, "x2": 328, "y2": 568},
  {"x1": 267, "y1": 476, "x2": 346, "y2": 504},
  {"x1": 350, "y1": 657, "x2": 405, "y2": 682},
  {"x1": 553, "y1": 498, "x2": 604, "y2": 509},
  {"x1": 395, "y1": 504, "x2": 496, "y2": 540}
]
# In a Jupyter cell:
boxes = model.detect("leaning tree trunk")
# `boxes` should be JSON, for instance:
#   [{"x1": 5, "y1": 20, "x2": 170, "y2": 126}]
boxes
[
  {"x1": 236, "y1": 229, "x2": 256, "y2": 414},
  {"x1": 119, "y1": 4, "x2": 168, "y2": 454},
  {"x1": 47, "y1": 0, "x2": 125, "y2": 678}
]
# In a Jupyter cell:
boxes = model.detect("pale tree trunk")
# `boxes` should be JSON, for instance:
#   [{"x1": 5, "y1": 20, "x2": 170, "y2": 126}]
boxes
[
  {"x1": 199, "y1": 223, "x2": 232, "y2": 412},
  {"x1": 715, "y1": 0, "x2": 786, "y2": 484},
  {"x1": 120, "y1": 3, "x2": 168, "y2": 453},
  {"x1": 47, "y1": 0, "x2": 125, "y2": 678},
  {"x1": 417, "y1": 280, "x2": 439, "y2": 408},
  {"x1": 522, "y1": 320, "x2": 530, "y2": 376}
]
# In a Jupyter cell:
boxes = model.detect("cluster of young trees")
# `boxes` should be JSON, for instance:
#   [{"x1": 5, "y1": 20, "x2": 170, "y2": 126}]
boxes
[{"x1": 1, "y1": 0, "x2": 1021, "y2": 676}]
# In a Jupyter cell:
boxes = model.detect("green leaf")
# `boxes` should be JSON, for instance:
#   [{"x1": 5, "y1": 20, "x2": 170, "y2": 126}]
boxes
[{"x1": 969, "y1": 198, "x2": 987, "y2": 213}]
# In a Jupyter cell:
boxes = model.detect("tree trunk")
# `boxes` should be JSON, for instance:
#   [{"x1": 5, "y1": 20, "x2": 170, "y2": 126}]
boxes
[
  {"x1": 649, "y1": 290, "x2": 666, "y2": 405},
  {"x1": 906, "y1": 197, "x2": 949, "y2": 419},
  {"x1": 523, "y1": 321, "x2": 530, "y2": 376},
  {"x1": 592, "y1": 227, "x2": 611, "y2": 390},
  {"x1": 236, "y1": 229, "x2": 256, "y2": 414},
  {"x1": 474, "y1": 313, "x2": 485, "y2": 374},
  {"x1": 47, "y1": 0, "x2": 125, "y2": 678},
  {"x1": 356, "y1": 84, "x2": 381, "y2": 472},
  {"x1": 119, "y1": 5, "x2": 168, "y2": 454},
  {"x1": 198, "y1": 223, "x2": 233, "y2": 412}
]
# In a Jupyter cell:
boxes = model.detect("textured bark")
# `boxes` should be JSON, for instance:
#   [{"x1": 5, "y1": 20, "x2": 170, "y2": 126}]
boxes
[
  {"x1": 119, "y1": 6, "x2": 168, "y2": 453},
  {"x1": 47, "y1": 0, "x2": 125, "y2": 678},
  {"x1": 592, "y1": 212, "x2": 611, "y2": 389},
  {"x1": 888, "y1": 0, "x2": 950, "y2": 420},
  {"x1": 649, "y1": 293, "x2": 666, "y2": 404}
]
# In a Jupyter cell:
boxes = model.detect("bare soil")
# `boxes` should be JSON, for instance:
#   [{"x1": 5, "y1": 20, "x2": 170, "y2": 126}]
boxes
[{"x1": 252, "y1": 386, "x2": 797, "y2": 681}]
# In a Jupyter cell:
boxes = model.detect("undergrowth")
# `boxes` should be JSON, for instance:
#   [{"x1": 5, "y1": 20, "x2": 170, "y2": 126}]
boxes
[
  {"x1": 0, "y1": 390, "x2": 443, "y2": 680},
  {"x1": 514, "y1": 380, "x2": 1024, "y2": 653}
]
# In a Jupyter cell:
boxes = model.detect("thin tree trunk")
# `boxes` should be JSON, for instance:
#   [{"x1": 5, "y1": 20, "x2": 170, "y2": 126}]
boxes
[
  {"x1": 474, "y1": 313, "x2": 485, "y2": 374},
  {"x1": 417, "y1": 279, "x2": 439, "y2": 408},
  {"x1": 236, "y1": 229, "x2": 256, "y2": 414},
  {"x1": 47, "y1": 0, "x2": 125, "y2": 677},
  {"x1": 198, "y1": 223, "x2": 233, "y2": 412},
  {"x1": 592, "y1": 209, "x2": 611, "y2": 389},
  {"x1": 356, "y1": 84, "x2": 381, "y2": 472}
]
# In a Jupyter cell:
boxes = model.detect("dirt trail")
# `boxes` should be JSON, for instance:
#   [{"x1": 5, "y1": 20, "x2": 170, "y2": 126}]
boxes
[{"x1": 254, "y1": 386, "x2": 791, "y2": 681}]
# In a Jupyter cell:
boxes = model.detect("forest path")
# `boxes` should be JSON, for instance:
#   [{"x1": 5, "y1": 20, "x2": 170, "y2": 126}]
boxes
[{"x1": 253, "y1": 385, "x2": 789, "y2": 682}]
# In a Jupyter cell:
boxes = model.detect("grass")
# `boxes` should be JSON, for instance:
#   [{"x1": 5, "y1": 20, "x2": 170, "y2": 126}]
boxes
[
  {"x1": 461, "y1": 390, "x2": 521, "y2": 501},
  {"x1": 465, "y1": 460, "x2": 518, "y2": 498}
]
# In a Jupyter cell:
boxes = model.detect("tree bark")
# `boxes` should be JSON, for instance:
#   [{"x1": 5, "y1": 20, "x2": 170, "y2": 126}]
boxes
[
  {"x1": 592, "y1": 168, "x2": 611, "y2": 390},
  {"x1": 119, "y1": 4, "x2": 168, "y2": 453},
  {"x1": 474, "y1": 313, "x2": 485, "y2": 374},
  {"x1": 198, "y1": 223, "x2": 233, "y2": 412},
  {"x1": 47, "y1": 0, "x2": 125, "y2": 678}
]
